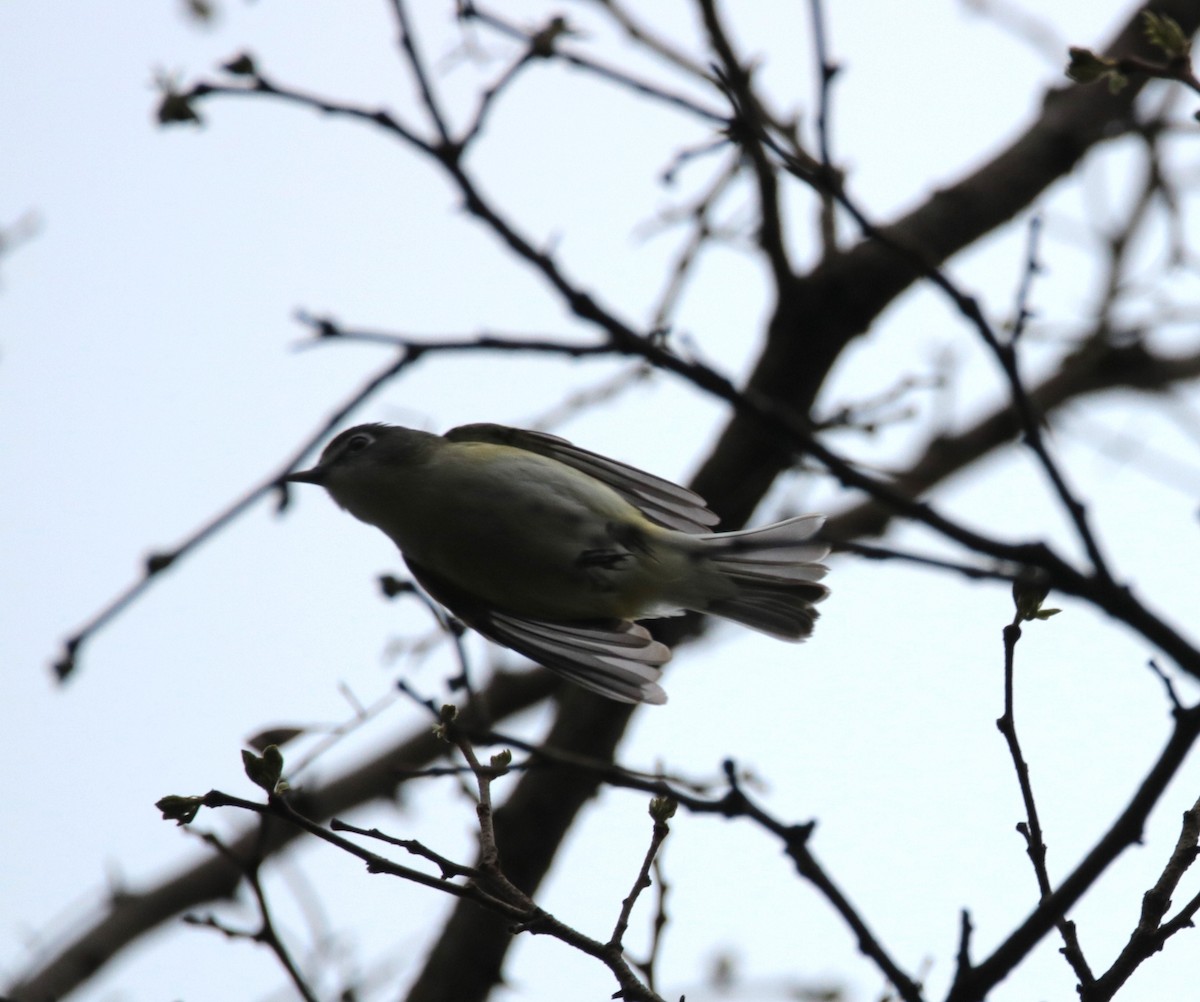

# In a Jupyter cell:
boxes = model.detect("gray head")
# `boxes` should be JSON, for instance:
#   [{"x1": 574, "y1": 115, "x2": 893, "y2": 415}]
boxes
[{"x1": 284, "y1": 423, "x2": 442, "y2": 514}]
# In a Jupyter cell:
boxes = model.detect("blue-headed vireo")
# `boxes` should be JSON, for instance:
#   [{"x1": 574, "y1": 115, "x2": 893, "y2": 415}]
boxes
[{"x1": 285, "y1": 423, "x2": 829, "y2": 704}]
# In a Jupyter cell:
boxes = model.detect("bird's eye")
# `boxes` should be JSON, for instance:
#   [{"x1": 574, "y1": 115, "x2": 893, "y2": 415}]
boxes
[{"x1": 344, "y1": 433, "x2": 374, "y2": 454}]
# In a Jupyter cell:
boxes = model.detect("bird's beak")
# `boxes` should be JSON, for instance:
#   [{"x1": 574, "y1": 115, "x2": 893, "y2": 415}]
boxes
[{"x1": 284, "y1": 466, "x2": 327, "y2": 485}]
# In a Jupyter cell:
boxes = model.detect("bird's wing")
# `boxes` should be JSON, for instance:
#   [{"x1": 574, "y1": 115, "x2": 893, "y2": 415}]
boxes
[
  {"x1": 445, "y1": 422, "x2": 720, "y2": 533},
  {"x1": 485, "y1": 613, "x2": 669, "y2": 705},
  {"x1": 406, "y1": 556, "x2": 670, "y2": 705}
]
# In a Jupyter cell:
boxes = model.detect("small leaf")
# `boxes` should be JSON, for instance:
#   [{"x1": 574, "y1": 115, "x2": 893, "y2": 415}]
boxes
[
  {"x1": 1066, "y1": 47, "x2": 1115, "y2": 84},
  {"x1": 490, "y1": 749, "x2": 512, "y2": 772},
  {"x1": 1034, "y1": 608, "x2": 1062, "y2": 620},
  {"x1": 242, "y1": 745, "x2": 284, "y2": 793},
  {"x1": 156, "y1": 88, "x2": 201, "y2": 126},
  {"x1": 1143, "y1": 11, "x2": 1190, "y2": 59},
  {"x1": 1012, "y1": 572, "x2": 1050, "y2": 621},
  {"x1": 157, "y1": 794, "x2": 203, "y2": 826},
  {"x1": 433, "y1": 703, "x2": 458, "y2": 741}
]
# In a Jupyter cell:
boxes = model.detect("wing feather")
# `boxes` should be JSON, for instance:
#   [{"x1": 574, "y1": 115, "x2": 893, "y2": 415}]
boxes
[
  {"x1": 487, "y1": 613, "x2": 669, "y2": 705},
  {"x1": 406, "y1": 555, "x2": 670, "y2": 704},
  {"x1": 446, "y1": 423, "x2": 719, "y2": 533}
]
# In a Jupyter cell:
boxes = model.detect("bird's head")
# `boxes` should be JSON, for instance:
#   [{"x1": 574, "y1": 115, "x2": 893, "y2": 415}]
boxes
[{"x1": 284, "y1": 423, "x2": 438, "y2": 517}]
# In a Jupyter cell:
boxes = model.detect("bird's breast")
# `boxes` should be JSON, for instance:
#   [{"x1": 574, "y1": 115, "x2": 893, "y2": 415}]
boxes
[{"x1": 354, "y1": 445, "x2": 673, "y2": 620}]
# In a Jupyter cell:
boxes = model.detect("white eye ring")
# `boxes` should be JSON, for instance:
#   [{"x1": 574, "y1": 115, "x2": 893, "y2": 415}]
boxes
[{"x1": 344, "y1": 433, "x2": 374, "y2": 454}]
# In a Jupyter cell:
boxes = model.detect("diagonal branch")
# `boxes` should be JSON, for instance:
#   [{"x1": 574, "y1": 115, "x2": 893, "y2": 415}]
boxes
[
  {"x1": 949, "y1": 702, "x2": 1200, "y2": 1002},
  {"x1": 692, "y1": 0, "x2": 1200, "y2": 533},
  {"x1": 7, "y1": 671, "x2": 555, "y2": 1002}
]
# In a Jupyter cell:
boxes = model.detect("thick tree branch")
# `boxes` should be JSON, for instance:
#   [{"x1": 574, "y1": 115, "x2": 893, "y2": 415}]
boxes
[{"x1": 693, "y1": 0, "x2": 1200, "y2": 530}]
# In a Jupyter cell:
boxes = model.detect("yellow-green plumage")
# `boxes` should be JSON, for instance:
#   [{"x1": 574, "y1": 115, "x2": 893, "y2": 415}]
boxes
[{"x1": 285, "y1": 422, "x2": 830, "y2": 704}]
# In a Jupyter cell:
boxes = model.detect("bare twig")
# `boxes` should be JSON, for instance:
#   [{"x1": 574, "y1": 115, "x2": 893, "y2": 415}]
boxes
[
  {"x1": 389, "y1": 0, "x2": 454, "y2": 143},
  {"x1": 593, "y1": 0, "x2": 714, "y2": 81},
  {"x1": 459, "y1": 2, "x2": 725, "y2": 122},
  {"x1": 698, "y1": 0, "x2": 794, "y2": 285},
  {"x1": 8, "y1": 670, "x2": 555, "y2": 1002},
  {"x1": 609, "y1": 798, "x2": 674, "y2": 950},
  {"x1": 1086, "y1": 794, "x2": 1200, "y2": 1001},
  {"x1": 806, "y1": 0, "x2": 842, "y2": 252},
  {"x1": 948, "y1": 702, "x2": 1200, "y2": 1002},
  {"x1": 635, "y1": 854, "x2": 672, "y2": 992},
  {"x1": 52, "y1": 348, "x2": 416, "y2": 682},
  {"x1": 228, "y1": 841, "x2": 322, "y2": 1002},
  {"x1": 1009, "y1": 214, "x2": 1044, "y2": 344},
  {"x1": 996, "y1": 615, "x2": 1095, "y2": 987}
]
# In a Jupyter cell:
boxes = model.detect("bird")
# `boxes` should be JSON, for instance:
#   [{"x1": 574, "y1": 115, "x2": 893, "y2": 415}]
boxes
[{"x1": 285, "y1": 422, "x2": 830, "y2": 704}]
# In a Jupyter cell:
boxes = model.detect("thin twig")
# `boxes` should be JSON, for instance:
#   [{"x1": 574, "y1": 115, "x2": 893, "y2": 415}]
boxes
[
  {"x1": 389, "y1": 0, "x2": 454, "y2": 144},
  {"x1": 330, "y1": 818, "x2": 476, "y2": 880},
  {"x1": 1009, "y1": 214, "x2": 1043, "y2": 344},
  {"x1": 1085, "y1": 794, "x2": 1200, "y2": 1000},
  {"x1": 636, "y1": 854, "x2": 672, "y2": 992},
  {"x1": 996, "y1": 616, "x2": 1095, "y2": 986},
  {"x1": 445, "y1": 721, "x2": 666, "y2": 1001},
  {"x1": 749, "y1": 119, "x2": 1118, "y2": 586},
  {"x1": 834, "y1": 539, "x2": 1017, "y2": 584},
  {"x1": 593, "y1": 0, "x2": 714, "y2": 81},
  {"x1": 202, "y1": 788, "x2": 525, "y2": 912},
  {"x1": 610, "y1": 800, "x2": 674, "y2": 949},
  {"x1": 460, "y1": 2, "x2": 725, "y2": 122},
  {"x1": 806, "y1": 0, "x2": 841, "y2": 252},
  {"x1": 949, "y1": 701, "x2": 1200, "y2": 1002},
  {"x1": 52, "y1": 348, "x2": 416, "y2": 682},
  {"x1": 458, "y1": 49, "x2": 536, "y2": 146},
  {"x1": 697, "y1": 0, "x2": 793, "y2": 285},
  {"x1": 193, "y1": 832, "x2": 321, "y2": 1002}
]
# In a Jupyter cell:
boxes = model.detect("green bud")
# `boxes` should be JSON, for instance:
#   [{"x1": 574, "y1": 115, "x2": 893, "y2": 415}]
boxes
[
  {"x1": 378, "y1": 574, "x2": 415, "y2": 598},
  {"x1": 1143, "y1": 11, "x2": 1190, "y2": 59},
  {"x1": 157, "y1": 794, "x2": 203, "y2": 826},
  {"x1": 145, "y1": 552, "x2": 177, "y2": 575},
  {"x1": 433, "y1": 704, "x2": 458, "y2": 742},
  {"x1": 530, "y1": 16, "x2": 572, "y2": 58},
  {"x1": 649, "y1": 796, "x2": 678, "y2": 823},
  {"x1": 1066, "y1": 47, "x2": 1116, "y2": 85},
  {"x1": 1012, "y1": 570, "x2": 1058, "y2": 623},
  {"x1": 222, "y1": 52, "x2": 258, "y2": 77},
  {"x1": 242, "y1": 744, "x2": 284, "y2": 793},
  {"x1": 156, "y1": 88, "x2": 201, "y2": 127}
]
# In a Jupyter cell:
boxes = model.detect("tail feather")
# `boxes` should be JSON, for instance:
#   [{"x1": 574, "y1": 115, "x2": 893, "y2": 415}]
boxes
[
  {"x1": 707, "y1": 584, "x2": 824, "y2": 639},
  {"x1": 696, "y1": 514, "x2": 830, "y2": 640},
  {"x1": 709, "y1": 557, "x2": 828, "y2": 582}
]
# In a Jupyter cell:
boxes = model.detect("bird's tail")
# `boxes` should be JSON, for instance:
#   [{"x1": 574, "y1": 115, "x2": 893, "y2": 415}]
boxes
[{"x1": 693, "y1": 514, "x2": 830, "y2": 640}]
